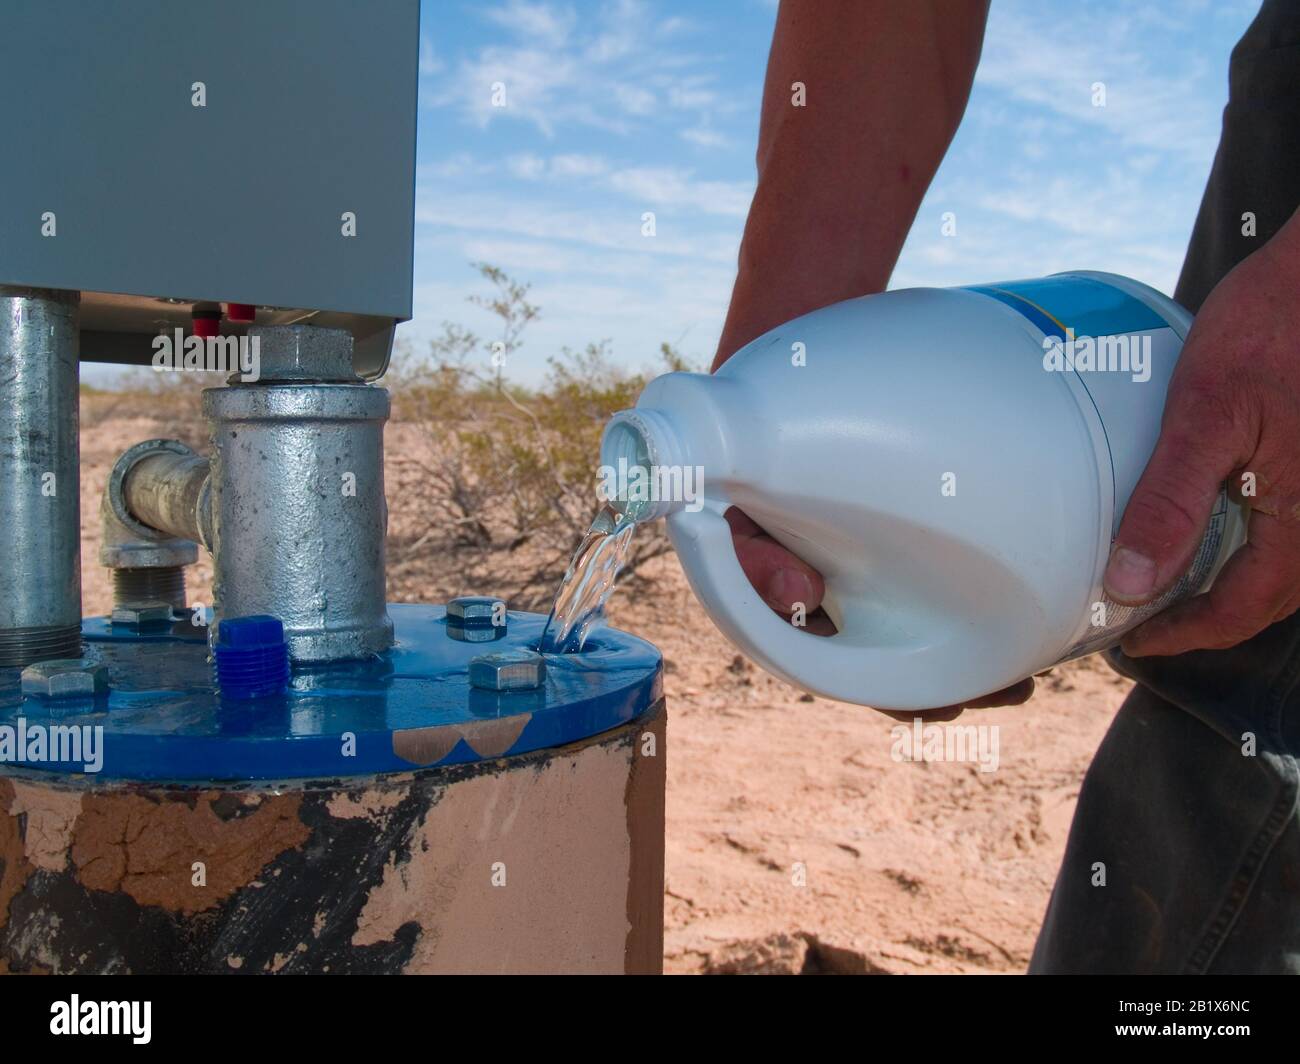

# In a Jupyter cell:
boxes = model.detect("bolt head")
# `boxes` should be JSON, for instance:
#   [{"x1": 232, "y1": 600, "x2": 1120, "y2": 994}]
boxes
[
  {"x1": 468, "y1": 650, "x2": 546, "y2": 692},
  {"x1": 111, "y1": 600, "x2": 174, "y2": 627},
  {"x1": 22, "y1": 658, "x2": 109, "y2": 699},
  {"x1": 447, "y1": 597, "x2": 507, "y2": 624},
  {"x1": 242, "y1": 324, "x2": 358, "y2": 382},
  {"x1": 446, "y1": 597, "x2": 508, "y2": 642}
]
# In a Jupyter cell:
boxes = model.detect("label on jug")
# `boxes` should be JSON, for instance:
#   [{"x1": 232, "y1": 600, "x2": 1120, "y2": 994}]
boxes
[
  {"x1": 966, "y1": 273, "x2": 1242, "y2": 666},
  {"x1": 1055, "y1": 488, "x2": 1232, "y2": 663}
]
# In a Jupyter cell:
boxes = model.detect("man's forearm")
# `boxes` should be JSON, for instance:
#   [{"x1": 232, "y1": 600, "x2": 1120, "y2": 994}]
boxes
[{"x1": 714, "y1": 0, "x2": 989, "y2": 368}]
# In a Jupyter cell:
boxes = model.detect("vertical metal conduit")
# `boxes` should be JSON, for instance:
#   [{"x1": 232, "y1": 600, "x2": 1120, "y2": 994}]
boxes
[{"x1": 0, "y1": 287, "x2": 83, "y2": 665}]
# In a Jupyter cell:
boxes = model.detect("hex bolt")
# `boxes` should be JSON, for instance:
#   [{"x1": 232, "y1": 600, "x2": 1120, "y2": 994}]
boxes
[
  {"x1": 21, "y1": 658, "x2": 109, "y2": 699},
  {"x1": 447, "y1": 596, "x2": 506, "y2": 624},
  {"x1": 468, "y1": 649, "x2": 546, "y2": 692},
  {"x1": 242, "y1": 324, "x2": 359, "y2": 383},
  {"x1": 111, "y1": 599, "x2": 174, "y2": 628},
  {"x1": 447, "y1": 596, "x2": 508, "y2": 642}
]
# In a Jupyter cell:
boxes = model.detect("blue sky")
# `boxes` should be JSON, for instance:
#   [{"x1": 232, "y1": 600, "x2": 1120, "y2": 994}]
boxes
[{"x1": 415, "y1": 0, "x2": 1260, "y2": 382}]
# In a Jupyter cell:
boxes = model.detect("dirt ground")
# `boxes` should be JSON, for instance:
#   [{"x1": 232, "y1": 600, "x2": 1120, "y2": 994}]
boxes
[{"x1": 79, "y1": 407, "x2": 1131, "y2": 975}]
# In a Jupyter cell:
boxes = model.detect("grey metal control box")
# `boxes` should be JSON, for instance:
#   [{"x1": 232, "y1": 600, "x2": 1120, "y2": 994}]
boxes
[{"x1": 0, "y1": 0, "x2": 419, "y2": 378}]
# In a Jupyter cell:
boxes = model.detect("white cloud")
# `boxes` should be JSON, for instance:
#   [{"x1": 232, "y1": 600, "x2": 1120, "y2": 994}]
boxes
[
  {"x1": 975, "y1": 2, "x2": 1226, "y2": 165},
  {"x1": 550, "y1": 153, "x2": 610, "y2": 178},
  {"x1": 657, "y1": 16, "x2": 694, "y2": 37},
  {"x1": 507, "y1": 153, "x2": 548, "y2": 179},
  {"x1": 439, "y1": 151, "x2": 751, "y2": 219},
  {"x1": 614, "y1": 84, "x2": 658, "y2": 116},
  {"x1": 419, "y1": 35, "x2": 443, "y2": 76},
  {"x1": 895, "y1": 161, "x2": 1195, "y2": 295},
  {"x1": 667, "y1": 82, "x2": 718, "y2": 110},
  {"x1": 423, "y1": 153, "x2": 495, "y2": 179},
  {"x1": 482, "y1": 1, "x2": 576, "y2": 48},
  {"x1": 460, "y1": 238, "x2": 586, "y2": 274},
  {"x1": 502, "y1": 152, "x2": 609, "y2": 180},
  {"x1": 416, "y1": 188, "x2": 740, "y2": 264},
  {"x1": 681, "y1": 125, "x2": 731, "y2": 150},
  {"x1": 428, "y1": 0, "x2": 732, "y2": 138},
  {"x1": 607, "y1": 167, "x2": 752, "y2": 217}
]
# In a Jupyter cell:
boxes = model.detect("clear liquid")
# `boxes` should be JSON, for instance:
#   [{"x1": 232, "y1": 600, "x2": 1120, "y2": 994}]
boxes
[{"x1": 540, "y1": 502, "x2": 637, "y2": 653}]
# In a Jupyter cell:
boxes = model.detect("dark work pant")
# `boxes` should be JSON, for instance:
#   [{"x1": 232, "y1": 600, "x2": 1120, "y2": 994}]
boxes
[{"x1": 1030, "y1": 0, "x2": 1300, "y2": 974}]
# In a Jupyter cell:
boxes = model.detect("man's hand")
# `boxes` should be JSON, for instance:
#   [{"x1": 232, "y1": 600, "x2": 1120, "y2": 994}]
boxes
[{"x1": 1113, "y1": 210, "x2": 1300, "y2": 656}]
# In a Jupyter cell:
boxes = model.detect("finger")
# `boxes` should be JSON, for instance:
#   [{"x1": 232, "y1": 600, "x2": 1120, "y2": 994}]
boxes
[
  {"x1": 1226, "y1": 469, "x2": 1283, "y2": 514},
  {"x1": 963, "y1": 677, "x2": 1036, "y2": 708},
  {"x1": 876, "y1": 706, "x2": 966, "y2": 724},
  {"x1": 1121, "y1": 514, "x2": 1300, "y2": 655},
  {"x1": 1104, "y1": 381, "x2": 1252, "y2": 606},
  {"x1": 874, "y1": 677, "x2": 1035, "y2": 722},
  {"x1": 726, "y1": 506, "x2": 825, "y2": 613}
]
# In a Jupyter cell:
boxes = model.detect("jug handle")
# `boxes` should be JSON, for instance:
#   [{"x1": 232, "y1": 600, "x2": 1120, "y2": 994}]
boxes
[
  {"x1": 670, "y1": 503, "x2": 1050, "y2": 710},
  {"x1": 668, "y1": 502, "x2": 890, "y2": 699}
]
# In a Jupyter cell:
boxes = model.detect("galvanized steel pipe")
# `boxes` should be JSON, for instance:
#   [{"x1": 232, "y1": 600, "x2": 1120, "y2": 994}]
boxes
[
  {"x1": 0, "y1": 287, "x2": 82, "y2": 665},
  {"x1": 100, "y1": 439, "x2": 204, "y2": 613},
  {"x1": 122, "y1": 449, "x2": 212, "y2": 548},
  {"x1": 203, "y1": 381, "x2": 393, "y2": 663}
]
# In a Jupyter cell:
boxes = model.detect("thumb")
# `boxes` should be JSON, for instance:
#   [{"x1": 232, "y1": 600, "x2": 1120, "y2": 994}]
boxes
[{"x1": 1104, "y1": 388, "x2": 1246, "y2": 605}]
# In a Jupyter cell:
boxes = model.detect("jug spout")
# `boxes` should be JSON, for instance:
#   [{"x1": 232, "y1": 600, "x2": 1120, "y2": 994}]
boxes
[
  {"x1": 600, "y1": 370, "x2": 753, "y2": 523},
  {"x1": 600, "y1": 407, "x2": 693, "y2": 521}
]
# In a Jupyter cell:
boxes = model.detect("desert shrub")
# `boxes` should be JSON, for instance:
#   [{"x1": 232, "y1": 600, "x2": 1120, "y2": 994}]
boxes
[
  {"x1": 387, "y1": 263, "x2": 686, "y2": 610},
  {"x1": 81, "y1": 367, "x2": 215, "y2": 451}
]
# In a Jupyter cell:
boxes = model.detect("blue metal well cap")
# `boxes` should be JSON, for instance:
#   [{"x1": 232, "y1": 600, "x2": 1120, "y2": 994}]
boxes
[{"x1": 1, "y1": 605, "x2": 662, "y2": 782}]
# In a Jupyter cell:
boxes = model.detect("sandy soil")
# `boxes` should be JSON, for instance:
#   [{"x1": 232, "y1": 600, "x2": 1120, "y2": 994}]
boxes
[
  {"x1": 79, "y1": 407, "x2": 1132, "y2": 975},
  {"x1": 613, "y1": 565, "x2": 1129, "y2": 974}
]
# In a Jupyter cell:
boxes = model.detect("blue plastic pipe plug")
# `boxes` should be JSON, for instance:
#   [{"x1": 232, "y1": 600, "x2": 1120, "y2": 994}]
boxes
[{"x1": 214, "y1": 615, "x2": 290, "y2": 698}]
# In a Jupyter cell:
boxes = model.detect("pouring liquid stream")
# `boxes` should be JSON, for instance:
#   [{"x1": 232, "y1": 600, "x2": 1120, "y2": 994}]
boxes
[{"x1": 540, "y1": 501, "x2": 638, "y2": 653}]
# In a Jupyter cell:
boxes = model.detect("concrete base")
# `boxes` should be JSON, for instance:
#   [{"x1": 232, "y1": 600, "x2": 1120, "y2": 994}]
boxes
[{"x1": 0, "y1": 700, "x2": 665, "y2": 974}]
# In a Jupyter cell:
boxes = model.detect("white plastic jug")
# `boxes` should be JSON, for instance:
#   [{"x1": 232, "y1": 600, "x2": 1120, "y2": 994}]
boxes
[{"x1": 601, "y1": 271, "x2": 1247, "y2": 710}]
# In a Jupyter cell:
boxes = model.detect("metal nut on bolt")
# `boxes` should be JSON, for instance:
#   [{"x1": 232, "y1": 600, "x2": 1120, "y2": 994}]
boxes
[
  {"x1": 111, "y1": 599, "x2": 174, "y2": 628},
  {"x1": 468, "y1": 650, "x2": 546, "y2": 692},
  {"x1": 240, "y1": 324, "x2": 359, "y2": 383},
  {"x1": 446, "y1": 596, "x2": 508, "y2": 642},
  {"x1": 21, "y1": 658, "x2": 109, "y2": 699},
  {"x1": 447, "y1": 596, "x2": 506, "y2": 623}
]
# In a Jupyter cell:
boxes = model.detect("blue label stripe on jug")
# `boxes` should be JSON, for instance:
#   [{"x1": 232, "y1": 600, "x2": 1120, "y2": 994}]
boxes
[
  {"x1": 963, "y1": 274, "x2": 1168, "y2": 339},
  {"x1": 965, "y1": 276, "x2": 1140, "y2": 536},
  {"x1": 965, "y1": 285, "x2": 1069, "y2": 340}
]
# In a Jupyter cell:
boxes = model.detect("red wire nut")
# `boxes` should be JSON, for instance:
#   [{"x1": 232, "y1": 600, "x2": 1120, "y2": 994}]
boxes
[{"x1": 192, "y1": 308, "x2": 222, "y2": 338}]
